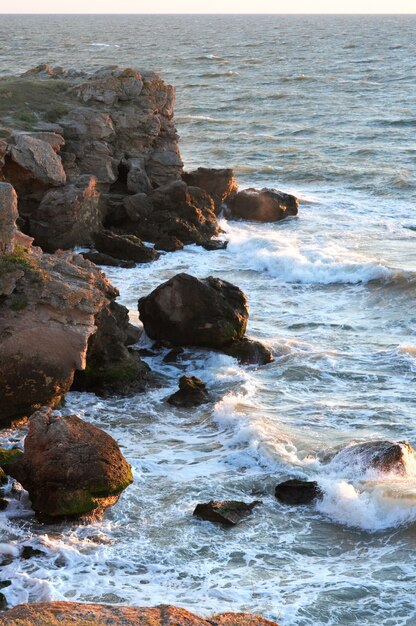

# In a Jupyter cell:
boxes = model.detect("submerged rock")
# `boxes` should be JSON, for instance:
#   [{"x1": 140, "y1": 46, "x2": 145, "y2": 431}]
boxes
[
  {"x1": 227, "y1": 188, "x2": 298, "y2": 222},
  {"x1": 0, "y1": 602, "x2": 279, "y2": 625},
  {"x1": 193, "y1": 500, "x2": 261, "y2": 526},
  {"x1": 275, "y1": 479, "x2": 322, "y2": 505},
  {"x1": 330, "y1": 440, "x2": 415, "y2": 475},
  {"x1": 183, "y1": 167, "x2": 238, "y2": 213},
  {"x1": 6, "y1": 408, "x2": 133, "y2": 519},
  {"x1": 167, "y1": 375, "x2": 210, "y2": 408},
  {"x1": 223, "y1": 337, "x2": 273, "y2": 365}
]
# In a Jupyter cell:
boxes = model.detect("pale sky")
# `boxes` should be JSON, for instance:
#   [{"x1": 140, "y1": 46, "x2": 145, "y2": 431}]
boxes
[{"x1": 1, "y1": 0, "x2": 415, "y2": 13}]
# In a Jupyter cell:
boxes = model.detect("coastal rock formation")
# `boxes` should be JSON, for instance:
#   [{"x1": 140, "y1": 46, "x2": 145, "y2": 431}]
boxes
[
  {"x1": 138, "y1": 273, "x2": 248, "y2": 349},
  {"x1": 167, "y1": 375, "x2": 211, "y2": 408},
  {"x1": 227, "y1": 188, "x2": 298, "y2": 222},
  {"x1": 0, "y1": 183, "x2": 18, "y2": 253},
  {"x1": 94, "y1": 230, "x2": 159, "y2": 263},
  {"x1": 0, "y1": 602, "x2": 279, "y2": 625},
  {"x1": 6, "y1": 408, "x2": 133, "y2": 518},
  {"x1": 183, "y1": 167, "x2": 238, "y2": 213},
  {"x1": 194, "y1": 500, "x2": 260, "y2": 526},
  {"x1": 275, "y1": 479, "x2": 322, "y2": 505},
  {"x1": 330, "y1": 440, "x2": 415, "y2": 475},
  {"x1": 223, "y1": 337, "x2": 273, "y2": 365}
]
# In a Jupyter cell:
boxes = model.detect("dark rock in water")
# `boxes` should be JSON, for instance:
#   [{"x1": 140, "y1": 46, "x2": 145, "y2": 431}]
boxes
[
  {"x1": 331, "y1": 440, "x2": 415, "y2": 475},
  {"x1": 154, "y1": 235, "x2": 184, "y2": 252},
  {"x1": 94, "y1": 230, "x2": 159, "y2": 263},
  {"x1": 202, "y1": 239, "x2": 228, "y2": 251},
  {"x1": 21, "y1": 546, "x2": 45, "y2": 560},
  {"x1": 193, "y1": 499, "x2": 260, "y2": 525},
  {"x1": 72, "y1": 301, "x2": 149, "y2": 395},
  {"x1": 82, "y1": 251, "x2": 135, "y2": 268},
  {"x1": 0, "y1": 592, "x2": 7, "y2": 610},
  {"x1": 0, "y1": 448, "x2": 23, "y2": 470},
  {"x1": 167, "y1": 375, "x2": 210, "y2": 408},
  {"x1": 1, "y1": 602, "x2": 280, "y2": 626},
  {"x1": 138, "y1": 348, "x2": 157, "y2": 357},
  {"x1": 138, "y1": 273, "x2": 248, "y2": 349},
  {"x1": 227, "y1": 188, "x2": 298, "y2": 222},
  {"x1": 275, "y1": 479, "x2": 322, "y2": 505},
  {"x1": 183, "y1": 167, "x2": 238, "y2": 213},
  {"x1": 0, "y1": 499, "x2": 7, "y2": 511},
  {"x1": 224, "y1": 337, "x2": 273, "y2": 365},
  {"x1": 0, "y1": 468, "x2": 7, "y2": 486},
  {"x1": 163, "y1": 347, "x2": 184, "y2": 363},
  {"x1": 6, "y1": 408, "x2": 133, "y2": 519}
]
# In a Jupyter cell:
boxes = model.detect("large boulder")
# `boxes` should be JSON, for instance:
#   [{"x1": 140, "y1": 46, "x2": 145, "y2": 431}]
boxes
[
  {"x1": 330, "y1": 440, "x2": 415, "y2": 475},
  {"x1": 183, "y1": 167, "x2": 238, "y2": 213},
  {"x1": 6, "y1": 408, "x2": 133, "y2": 518},
  {"x1": 138, "y1": 273, "x2": 248, "y2": 349},
  {"x1": 275, "y1": 479, "x2": 322, "y2": 505},
  {"x1": 5, "y1": 134, "x2": 66, "y2": 189},
  {"x1": 227, "y1": 188, "x2": 298, "y2": 222},
  {"x1": 0, "y1": 603, "x2": 279, "y2": 626}
]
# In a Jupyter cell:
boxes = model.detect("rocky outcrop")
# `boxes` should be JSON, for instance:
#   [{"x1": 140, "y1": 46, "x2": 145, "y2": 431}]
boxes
[
  {"x1": 167, "y1": 375, "x2": 210, "y2": 408},
  {"x1": 0, "y1": 602, "x2": 279, "y2": 625},
  {"x1": 183, "y1": 167, "x2": 238, "y2": 213},
  {"x1": 275, "y1": 479, "x2": 322, "y2": 505},
  {"x1": 330, "y1": 440, "x2": 415, "y2": 475},
  {"x1": 194, "y1": 500, "x2": 260, "y2": 526},
  {"x1": 226, "y1": 188, "x2": 298, "y2": 222},
  {"x1": 5, "y1": 408, "x2": 133, "y2": 518},
  {"x1": 138, "y1": 273, "x2": 248, "y2": 349}
]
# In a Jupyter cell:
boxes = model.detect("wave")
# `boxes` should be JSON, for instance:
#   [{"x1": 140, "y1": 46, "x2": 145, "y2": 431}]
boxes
[
  {"x1": 176, "y1": 114, "x2": 235, "y2": 124},
  {"x1": 200, "y1": 70, "x2": 239, "y2": 78}
]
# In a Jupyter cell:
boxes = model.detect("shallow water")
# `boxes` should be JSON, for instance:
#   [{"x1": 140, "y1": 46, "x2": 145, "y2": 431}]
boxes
[{"x1": 1, "y1": 14, "x2": 416, "y2": 626}]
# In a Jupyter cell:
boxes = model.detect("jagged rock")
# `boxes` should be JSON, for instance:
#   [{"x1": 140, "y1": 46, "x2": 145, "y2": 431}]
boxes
[
  {"x1": 183, "y1": 167, "x2": 238, "y2": 212},
  {"x1": 275, "y1": 479, "x2": 322, "y2": 505},
  {"x1": 6, "y1": 134, "x2": 66, "y2": 187},
  {"x1": 123, "y1": 192, "x2": 153, "y2": 222},
  {"x1": 223, "y1": 337, "x2": 273, "y2": 365},
  {"x1": 227, "y1": 188, "x2": 298, "y2": 222},
  {"x1": 72, "y1": 300, "x2": 150, "y2": 395},
  {"x1": 6, "y1": 408, "x2": 133, "y2": 518},
  {"x1": 0, "y1": 183, "x2": 18, "y2": 253},
  {"x1": 126, "y1": 156, "x2": 152, "y2": 193},
  {"x1": 202, "y1": 239, "x2": 228, "y2": 251},
  {"x1": 28, "y1": 175, "x2": 101, "y2": 251},
  {"x1": 154, "y1": 235, "x2": 184, "y2": 252},
  {"x1": 138, "y1": 273, "x2": 248, "y2": 349},
  {"x1": 193, "y1": 500, "x2": 260, "y2": 526},
  {"x1": 94, "y1": 230, "x2": 159, "y2": 263},
  {"x1": 18, "y1": 131, "x2": 65, "y2": 153},
  {"x1": 0, "y1": 603, "x2": 279, "y2": 626},
  {"x1": 330, "y1": 440, "x2": 415, "y2": 475},
  {"x1": 167, "y1": 375, "x2": 210, "y2": 407},
  {"x1": 82, "y1": 251, "x2": 135, "y2": 268}
]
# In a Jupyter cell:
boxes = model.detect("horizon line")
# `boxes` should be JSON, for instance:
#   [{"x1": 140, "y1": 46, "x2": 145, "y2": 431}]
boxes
[{"x1": 1, "y1": 11, "x2": 416, "y2": 15}]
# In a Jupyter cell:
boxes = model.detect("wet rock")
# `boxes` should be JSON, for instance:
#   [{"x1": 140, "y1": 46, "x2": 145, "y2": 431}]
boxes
[
  {"x1": 162, "y1": 347, "x2": 184, "y2": 363},
  {"x1": 167, "y1": 375, "x2": 210, "y2": 407},
  {"x1": 0, "y1": 468, "x2": 7, "y2": 486},
  {"x1": 126, "y1": 156, "x2": 152, "y2": 193},
  {"x1": 82, "y1": 251, "x2": 135, "y2": 268},
  {"x1": 183, "y1": 167, "x2": 238, "y2": 213},
  {"x1": 138, "y1": 273, "x2": 248, "y2": 349},
  {"x1": 0, "y1": 183, "x2": 18, "y2": 254},
  {"x1": 0, "y1": 448, "x2": 23, "y2": 470},
  {"x1": 202, "y1": 239, "x2": 228, "y2": 251},
  {"x1": 21, "y1": 546, "x2": 45, "y2": 560},
  {"x1": 0, "y1": 602, "x2": 280, "y2": 626},
  {"x1": 0, "y1": 499, "x2": 7, "y2": 512},
  {"x1": 193, "y1": 500, "x2": 261, "y2": 526},
  {"x1": 331, "y1": 440, "x2": 415, "y2": 475},
  {"x1": 95, "y1": 230, "x2": 159, "y2": 263},
  {"x1": 227, "y1": 188, "x2": 298, "y2": 222},
  {"x1": 154, "y1": 235, "x2": 184, "y2": 252},
  {"x1": 6, "y1": 408, "x2": 133, "y2": 519},
  {"x1": 223, "y1": 337, "x2": 273, "y2": 365},
  {"x1": 275, "y1": 479, "x2": 322, "y2": 505}
]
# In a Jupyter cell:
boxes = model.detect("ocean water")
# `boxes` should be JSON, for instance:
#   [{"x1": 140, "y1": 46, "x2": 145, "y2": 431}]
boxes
[{"x1": 1, "y1": 14, "x2": 416, "y2": 626}]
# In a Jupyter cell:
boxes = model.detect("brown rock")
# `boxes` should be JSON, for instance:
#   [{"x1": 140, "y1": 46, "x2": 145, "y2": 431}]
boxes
[
  {"x1": 6, "y1": 408, "x2": 133, "y2": 518},
  {"x1": 227, "y1": 188, "x2": 298, "y2": 222},
  {"x1": 95, "y1": 230, "x2": 159, "y2": 263},
  {"x1": 8, "y1": 134, "x2": 66, "y2": 187},
  {"x1": 331, "y1": 440, "x2": 415, "y2": 475},
  {"x1": 167, "y1": 375, "x2": 210, "y2": 408},
  {"x1": 223, "y1": 337, "x2": 273, "y2": 365},
  {"x1": 0, "y1": 183, "x2": 18, "y2": 253},
  {"x1": 82, "y1": 251, "x2": 135, "y2": 268},
  {"x1": 0, "y1": 602, "x2": 279, "y2": 626},
  {"x1": 154, "y1": 235, "x2": 184, "y2": 252},
  {"x1": 194, "y1": 500, "x2": 261, "y2": 526},
  {"x1": 183, "y1": 167, "x2": 238, "y2": 213}
]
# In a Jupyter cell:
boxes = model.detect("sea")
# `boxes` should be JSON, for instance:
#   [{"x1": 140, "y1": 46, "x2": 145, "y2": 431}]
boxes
[{"x1": 0, "y1": 14, "x2": 416, "y2": 626}]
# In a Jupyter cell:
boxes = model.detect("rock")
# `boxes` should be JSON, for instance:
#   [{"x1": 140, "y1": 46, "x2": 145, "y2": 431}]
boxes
[
  {"x1": 138, "y1": 273, "x2": 248, "y2": 349},
  {"x1": 0, "y1": 499, "x2": 7, "y2": 512},
  {"x1": 275, "y1": 479, "x2": 322, "y2": 505},
  {"x1": 193, "y1": 500, "x2": 260, "y2": 526},
  {"x1": 167, "y1": 375, "x2": 210, "y2": 408},
  {"x1": 6, "y1": 408, "x2": 133, "y2": 518},
  {"x1": 0, "y1": 603, "x2": 279, "y2": 626},
  {"x1": 330, "y1": 440, "x2": 415, "y2": 475},
  {"x1": 202, "y1": 239, "x2": 228, "y2": 251},
  {"x1": 162, "y1": 347, "x2": 184, "y2": 363},
  {"x1": 0, "y1": 468, "x2": 7, "y2": 486},
  {"x1": 21, "y1": 546, "x2": 45, "y2": 559},
  {"x1": 227, "y1": 188, "x2": 298, "y2": 222},
  {"x1": 0, "y1": 593, "x2": 7, "y2": 611},
  {"x1": 0, "y1": 448, "x2": 23, "y2": 469},
  {"x1": 82, "y1": 251, "x2": 135, "y2": 268},
  {"x1": 183, "y1": 167, "x2": 238, "y2": 212},
  {"x1": 0, "y1": 183, "x2": 18, "y2": 254},
  {"x1": 7, "y1": 134, "x2": 66, "y2": 187},
  {"x1": 154, "y1": 235, "x2": 184, "y2": 252},
  {"x1": 72, "y1": 301, "x2": 150, "y2": 395},
  {"x1": 20, "y1": 131, "x2": 65, "y2": 153},
  {"x1": 28, "y1": 175, "x2": 102, "y2": 251},
  {"x1": 95, "y1": 230, "x2": 159, "y2": 263},
  {"x1": 126, "y1": 156, "x2": 152, "y2": 193},
  {"x1": 223, "y1": 337, "x2": 273, "y2": 365}
]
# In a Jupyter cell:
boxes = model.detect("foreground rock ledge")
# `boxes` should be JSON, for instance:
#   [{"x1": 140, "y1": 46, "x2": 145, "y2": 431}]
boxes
[{"x1": 0, "y1": 603, "x2": 279, "y2": 625}]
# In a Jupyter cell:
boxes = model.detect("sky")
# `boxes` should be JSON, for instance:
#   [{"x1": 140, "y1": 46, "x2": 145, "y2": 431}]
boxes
[{"x1": 1, "y1": 0, "x2": 415, "y2": 13}]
